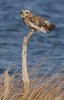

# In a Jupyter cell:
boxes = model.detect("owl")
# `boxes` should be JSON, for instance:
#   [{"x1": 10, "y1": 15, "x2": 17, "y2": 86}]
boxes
[{"x1": 20, "y1": 10, "x2": 55, "y2": 33}]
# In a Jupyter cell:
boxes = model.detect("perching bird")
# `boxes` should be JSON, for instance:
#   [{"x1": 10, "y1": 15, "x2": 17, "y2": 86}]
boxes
[{"x1": 20, "y1": 10, "x2": 55, "y2": 33}]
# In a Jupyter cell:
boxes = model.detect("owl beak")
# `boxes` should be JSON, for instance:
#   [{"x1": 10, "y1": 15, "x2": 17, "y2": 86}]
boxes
[{"x1": 20, "y1": 10, "x2": 24, "y2": 15}]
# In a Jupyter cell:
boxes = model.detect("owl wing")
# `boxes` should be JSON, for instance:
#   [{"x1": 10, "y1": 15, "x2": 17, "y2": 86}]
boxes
[
  {"x1": 27, "y1": 16, "x2": 55, "y2": 32},
  {"x1": 28, "y1": 16, "x2": 46, "y2": 27}
]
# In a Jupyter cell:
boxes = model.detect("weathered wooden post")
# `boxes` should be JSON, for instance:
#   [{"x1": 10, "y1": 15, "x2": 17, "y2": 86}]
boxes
[{"x1": 22, "y1": 29, "x2": 34, "y2": 90}]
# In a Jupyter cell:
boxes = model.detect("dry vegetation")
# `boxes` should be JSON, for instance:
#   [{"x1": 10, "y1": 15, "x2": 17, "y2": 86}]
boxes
[{"x1": 0, "y1": 62, "x2": 64, "y2": 100}]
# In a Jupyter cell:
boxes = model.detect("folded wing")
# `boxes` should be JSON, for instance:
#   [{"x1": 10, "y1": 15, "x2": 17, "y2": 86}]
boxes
[{"x1": 28, "y1": 16, "x2": 55, "y2": 32}]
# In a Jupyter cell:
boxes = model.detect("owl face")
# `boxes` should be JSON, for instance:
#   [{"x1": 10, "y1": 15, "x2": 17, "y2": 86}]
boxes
[{"x1": 20, "y1": 10, "x2": 33, "y2": 18}]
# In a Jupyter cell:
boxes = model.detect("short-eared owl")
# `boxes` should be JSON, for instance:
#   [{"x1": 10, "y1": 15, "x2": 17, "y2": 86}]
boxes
[{"x1": 20, "y1": 10, "x2": 55, "y2": 33}]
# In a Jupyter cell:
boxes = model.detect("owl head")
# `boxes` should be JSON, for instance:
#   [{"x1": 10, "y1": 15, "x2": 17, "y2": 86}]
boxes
[{"x1": 20, "y1": 10, "x2": 33, "y2": 18}]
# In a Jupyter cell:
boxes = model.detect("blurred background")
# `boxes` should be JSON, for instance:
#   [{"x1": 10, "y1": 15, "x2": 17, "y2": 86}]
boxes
[{"x1": 0, "y1": 0, "x2": 64, "y2": 75}]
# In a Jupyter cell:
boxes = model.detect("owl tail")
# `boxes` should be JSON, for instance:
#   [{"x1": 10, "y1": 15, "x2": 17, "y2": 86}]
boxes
[{"x1": 47, "y1": 23, "x2": 55, "y2": 32}]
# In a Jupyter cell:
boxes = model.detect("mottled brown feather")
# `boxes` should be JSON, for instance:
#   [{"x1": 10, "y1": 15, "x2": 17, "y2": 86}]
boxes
[
  {"x1": 21, "y1": 10, "x2": 55, "y2": 32},
  {"x1": 28, "y1": 16, "x2": 55, "y2": 31}
]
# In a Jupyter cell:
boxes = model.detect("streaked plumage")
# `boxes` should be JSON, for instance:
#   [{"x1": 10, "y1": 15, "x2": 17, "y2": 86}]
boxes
[{"x1": 20, "y1": 10, "x2": 55, "y2": 33}]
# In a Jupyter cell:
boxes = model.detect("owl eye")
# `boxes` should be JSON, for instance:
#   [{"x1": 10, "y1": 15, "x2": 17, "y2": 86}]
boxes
[{"x1": 26, "y1": 12, "x2": 29, "y2": 14}]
